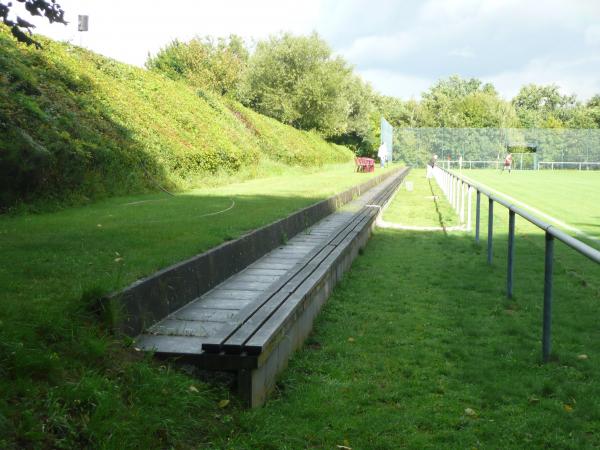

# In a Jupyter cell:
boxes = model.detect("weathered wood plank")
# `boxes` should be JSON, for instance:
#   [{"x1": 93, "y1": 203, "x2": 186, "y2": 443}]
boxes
[
  {"x1": 148, "y1": 319, "x2": 224, "y2": 337},
  {"x1": 173, "y1": 308, "x2": 237, "y2": 322}
]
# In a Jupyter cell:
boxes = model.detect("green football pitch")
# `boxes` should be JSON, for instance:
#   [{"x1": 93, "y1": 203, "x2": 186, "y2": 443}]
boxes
[{"x1": 458, "y1": 169, "x2": 600, "y2": 245}]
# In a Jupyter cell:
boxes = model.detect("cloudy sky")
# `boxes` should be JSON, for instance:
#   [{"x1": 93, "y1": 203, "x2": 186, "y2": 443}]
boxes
[{"x1": 14, "y1": 0, "x2": 600, "y2": 100}]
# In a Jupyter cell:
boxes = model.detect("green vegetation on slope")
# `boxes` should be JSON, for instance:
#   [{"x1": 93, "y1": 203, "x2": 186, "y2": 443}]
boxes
[
  {"x1": 0, "y1": 26, "x2": 352, "y2": 209},
  {"x1": 0, "y1": 163, "x2": 395, "y2": 449}
]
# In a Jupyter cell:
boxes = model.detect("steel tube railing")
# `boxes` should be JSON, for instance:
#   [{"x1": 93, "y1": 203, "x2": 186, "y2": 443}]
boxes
[{"x1": 433, "y1": 166, "x2": 600, "y2": 362}]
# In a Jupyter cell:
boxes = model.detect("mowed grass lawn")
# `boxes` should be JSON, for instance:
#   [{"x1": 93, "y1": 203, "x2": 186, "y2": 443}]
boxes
[
  {"x1": 383, "y1": 170, "x2": 459, "y2": 228},
  {"x1": 0, "y1": 162, "x2": 397, "y2": 449},
  {"x1": 461, "y1": 169, "x2": 600, "y2": 244},
  {"x1": 219, "y1": 173, "x2": 600, "y2": 449}
]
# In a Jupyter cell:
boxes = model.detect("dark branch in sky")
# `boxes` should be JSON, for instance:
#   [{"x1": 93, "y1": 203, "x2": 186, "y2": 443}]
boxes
[{"x1": 1, "y1": 0, "x2": 67, "y2": 48}]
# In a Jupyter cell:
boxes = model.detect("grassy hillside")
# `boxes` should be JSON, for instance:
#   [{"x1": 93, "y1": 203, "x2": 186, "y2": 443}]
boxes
[{"x1": 0, "y1": 26, "x2": 352, "y2": 209}]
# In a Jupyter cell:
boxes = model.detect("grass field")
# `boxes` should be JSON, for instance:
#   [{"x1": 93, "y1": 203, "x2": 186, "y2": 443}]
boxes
[
  {"x1": 459, "y1": 169, "x2": 600, "y2": 245},
  {"x1": 217, "y1": 172, "x2": 600, "y2": 449},
  {"x1": 0, "y1": 162, "x2": 395, "y2": 449},
  {"x1": 383, "y1": 171, "x2": 458, "y2": 228},
  {"x1": 3, "y1": 164, "x2": 599, "y2": 448}
]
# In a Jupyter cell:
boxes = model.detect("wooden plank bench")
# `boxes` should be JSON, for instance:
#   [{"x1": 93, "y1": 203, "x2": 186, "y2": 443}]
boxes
[{"x1": 199, "y1": 168, "x2": 409, "y2": 406}]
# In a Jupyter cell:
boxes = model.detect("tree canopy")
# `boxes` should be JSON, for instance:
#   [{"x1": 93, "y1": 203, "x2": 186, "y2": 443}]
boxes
[
  {"x1": 240, "y1": 33, "x2": 352, "y2": 137},
  {"x1": 146, "y1": 35, "x2": 248, "y2": 96}
]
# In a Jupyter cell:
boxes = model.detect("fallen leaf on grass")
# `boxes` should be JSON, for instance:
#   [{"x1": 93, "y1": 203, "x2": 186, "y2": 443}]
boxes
[
  {"x1": 218, "y1": 399, "x2": 230, "y2": 408},
  {"x1": 563, "y1": 404, "x2": 574, "y2": 413},
  {"x1": 188, "y1": 385, "x2": 199, "y2": 393},
  {"x1": 528, "y1": 396, "x2": 540, "y2": 404},
  {"x1": 464, "y1": 408, "x2": 477, "y2": 417},
  {"x1": 577, "y1": 354, "x2": 588, "y2": 360},
  {"x1": 337, "y1": 446, "x2": 352, "y2": 450},
  {"x1": 347, "y1": 337, "x2": 355, "y2": 343}
]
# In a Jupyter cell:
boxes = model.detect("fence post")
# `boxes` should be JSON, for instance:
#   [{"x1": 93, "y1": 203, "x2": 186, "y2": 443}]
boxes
[
  {"x1": 455, "y1": 179, "x2": 460, "y2": 211},
  {"x1": 487, "y1": 198, "x2": 494, "y2": 264},
  {"x1": 542, "y1": 231, "x2": 554, "y2": 362},
  {"x1": 507, "y1": 210, "x2": 515, "y2": 298},
  {"x1": 467, "y1": 186, "x2": 472, "y2": 231},
  {"x1": 456, "y1": 180, "x2": 460, "y2": 215},
  {"x1": 460, "y1": 183, "x2": 465, "y2": 223},
  {"x1": 444, "y1": 172, "x2": 450, "y2": 198},
  {"x1": 475, "y1": 190, "x2": 481, "y2": 243}
]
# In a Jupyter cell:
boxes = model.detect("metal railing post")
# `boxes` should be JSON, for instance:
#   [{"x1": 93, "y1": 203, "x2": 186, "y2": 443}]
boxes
[
  {"x1": 455, "y1": 178, "x2": 460, "y2": 212},
  {"x1": 487, "y1": 198, "x2": 494, "y2": 264},
  {"x1": 455, "y1": 179, "x2": 460, "y2": 214},
  {"x1": 460, "y1": 182, "x2": 465, "y2": 223},
  {"x1": 542, "y1": 232, "x2": 554, "y2": 362},
  {"x1": 467, "y1": 186, "x2": 472, "y2": 231},
  {"x1": 475, "y1": 190, "x2": 481, "y2": 243},
  {"x1": 507, "y1": 210, "x2": 515, "y2": 298}
]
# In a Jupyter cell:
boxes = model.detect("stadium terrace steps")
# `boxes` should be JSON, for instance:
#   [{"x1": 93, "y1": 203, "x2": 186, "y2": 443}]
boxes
[{"x1": 132, "y1": 167, "x2": 409, "y2": 406}]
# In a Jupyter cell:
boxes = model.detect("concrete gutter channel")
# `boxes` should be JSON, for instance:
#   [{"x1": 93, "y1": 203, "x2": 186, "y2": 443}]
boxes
[{"x1": 107, "y1": 166, "x2": 409, "y2": 407}]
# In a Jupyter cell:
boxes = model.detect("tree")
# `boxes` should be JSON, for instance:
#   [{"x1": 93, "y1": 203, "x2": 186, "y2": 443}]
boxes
[
  {"x1": 585, "y1": 95, "x2": 600, "y2": 128},
  {"x1": 241, "y1": 33, "x2": 351, "y2": 137},
  {"x1": 146, "y1": 35, "x2": 248, "y2": 97},
  {"x1": 331, "y1": 75, "x2": 376, "y2": 154},
  {"x1": 420, "y1": 75, "x2": 517, "y2": 128},
  {"x1": 0, "y1": 0, "x2": 66, "y2": 48},
  {"x1": 512, "y1": 84, "x2": 578, "y2": 128}
]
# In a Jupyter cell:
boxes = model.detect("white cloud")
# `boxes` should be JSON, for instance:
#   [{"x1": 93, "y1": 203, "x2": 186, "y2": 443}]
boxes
[
  {"x1": 585, "y1": 25, "x2": 600, "y2": 46},
  {"x1": 448, "y1": 47, "x2": 475, "y2": 59},
  {"x1": 483, "y1": 56, "x2": 600, "y2": 101},
  {"x1": 358, "y1": 69, "x2": 432, "y2": 99}
]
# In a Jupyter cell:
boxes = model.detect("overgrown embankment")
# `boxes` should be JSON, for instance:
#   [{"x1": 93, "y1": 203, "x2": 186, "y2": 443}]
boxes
[{"x1": 0, "y1": 27, "x2": 352, "y2": 209}]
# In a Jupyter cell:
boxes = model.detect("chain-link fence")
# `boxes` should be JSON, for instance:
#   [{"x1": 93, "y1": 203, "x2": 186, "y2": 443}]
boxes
[{"x1": 395, "y1": 128, "x2": 600, "y2": 169}]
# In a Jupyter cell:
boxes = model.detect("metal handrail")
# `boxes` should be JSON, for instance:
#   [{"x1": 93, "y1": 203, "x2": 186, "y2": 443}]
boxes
[{"x1": 434, "y1": 166, "x2": 600, "y2": 362}]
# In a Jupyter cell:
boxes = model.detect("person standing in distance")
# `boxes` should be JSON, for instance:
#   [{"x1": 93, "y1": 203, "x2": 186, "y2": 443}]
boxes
[
  {"x1": 502, "y1": 153, "x2": 513, "y2": 173},
  {"x1": 378, "y1": 142, "x2": 388, "y2": 169},
  {"x1": 426, "y1": 154, "x2": 438, "y2": 178}
]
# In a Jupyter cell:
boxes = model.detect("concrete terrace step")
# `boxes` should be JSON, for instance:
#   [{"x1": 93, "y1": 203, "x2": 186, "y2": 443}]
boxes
[{"x1": 134, "y1": 185, "x2": 387, "y2": 354}]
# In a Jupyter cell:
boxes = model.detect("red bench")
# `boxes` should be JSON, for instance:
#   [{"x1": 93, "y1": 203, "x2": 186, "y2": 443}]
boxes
[{"x1": 355, "y1": 157, "x2": 375, "y2": 173}]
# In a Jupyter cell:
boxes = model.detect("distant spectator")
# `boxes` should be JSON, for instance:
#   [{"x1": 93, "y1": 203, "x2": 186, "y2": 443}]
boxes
[
  {"x1": 426, "y1": 154, "x2": 438, "y2": 178},
  {"x1": 378, "y1": 142, "x2": 388, "y2": 168},
  {"x1": 502, "y1": 153, "x2": 513, "y2": 173}
]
